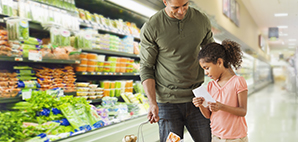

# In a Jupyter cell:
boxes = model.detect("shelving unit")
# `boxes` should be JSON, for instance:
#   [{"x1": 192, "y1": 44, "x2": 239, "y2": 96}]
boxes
[
  {"x1": 0, "y1": 0, "x2": 150, "y2": 141},
  {"x1": 81, "y1": 49, "x2": 140, "y2": 59},
  {"x1": 0, "y1": 56, "x2": 80, "y2": 64}
]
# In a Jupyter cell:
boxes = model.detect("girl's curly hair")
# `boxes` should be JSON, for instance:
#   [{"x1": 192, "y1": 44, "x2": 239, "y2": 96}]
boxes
[{"x1": 198, "y1": 39, "x2": 243, "y2": 70}]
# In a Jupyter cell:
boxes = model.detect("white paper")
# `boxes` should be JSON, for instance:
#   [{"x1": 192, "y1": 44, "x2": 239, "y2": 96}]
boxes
[{"x1": 192, "y1": 86, "x2": 216, "y2": 107}]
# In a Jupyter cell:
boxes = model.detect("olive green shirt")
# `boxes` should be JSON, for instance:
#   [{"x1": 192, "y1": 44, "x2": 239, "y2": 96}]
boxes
[{"x1": 140, "y1": 7, "x2": 214, "y2": 103}]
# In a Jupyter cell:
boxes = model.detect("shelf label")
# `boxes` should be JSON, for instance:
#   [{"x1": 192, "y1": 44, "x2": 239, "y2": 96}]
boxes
[
  {"x1": 109, "y1": 73, "x2": 113, "y2": 75},
  {"x1": 119, "y1": 73, "x2": 123, "y2": 75},
  {"x1": 113, "y1": 73, "x2": 117, "y2": 75},
  {"x1": 97, "y1": 72, "x2": 102, "y2": 75},
  {"x1": 28, "y1": 50, "x2": 42, "y2": 61},
  {"x1": 104, "y1": 72, "x2": 108, "y2": 75},
  {"x1": 82, "y1": 72, "x2": 88, "y2": 75},
  {"x1": 15, "y1": 57, "x2": 23, "y2": 61},
  {"x1": 91, "y1": 72, "x2": 96, "y2": 75},
  {"x1": 22, "y1": 89, "x2": 32, "y2": 100},
  {"x1": 75, "y1": 60, "x2": 80, "y2": 64}
]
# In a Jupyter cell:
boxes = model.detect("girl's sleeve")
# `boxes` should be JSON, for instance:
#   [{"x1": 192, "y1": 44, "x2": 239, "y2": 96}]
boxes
[{"x1": 236, "y1": 77, "x2": 248, "y2": 94}]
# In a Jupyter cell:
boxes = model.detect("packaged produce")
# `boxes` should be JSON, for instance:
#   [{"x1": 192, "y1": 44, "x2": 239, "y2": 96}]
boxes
[
  {"x1": 50, "y1": 27, "x2": 60, "y2": 46},
  {"x1": 89, "y1": 84, "x2": 98, "y2": 89},
  {"x1": 76, "y1": 92, "x2": 88, "y2": 96},
  {"x1": 7, "y1": 19, "x2": 30, "y2": 41},
  {"x1": 2, "y1": 0, "x2": 13, "y2": 16},
  {"x1": 76, "y1": 87, "x2": 89, "y2": 92},
  {"x1": 75, "y1": 65, "x2": 87, "y2": 72},
  {"x1": 76, "y1": 82, "x2": 89, "y2": 87},
  {"x1": 87, "y1": 53, "x2": 97, "y2": 60},
  {"x1": 21, "y1": 37, "x2": 42, "y2": 45},
  {"x1": 87, "y1": 65, "x2": 96, "y2": 72},
  {"x1": 60, "y1": 29, "x2": 71, "y2": 47},
  {"x1": 59, "y1": 103, "x2": 86, "y2": 130}
]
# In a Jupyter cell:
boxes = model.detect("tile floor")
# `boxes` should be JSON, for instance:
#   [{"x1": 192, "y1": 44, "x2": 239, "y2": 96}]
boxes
[{"x1": 183, "y1": 81, "x2": 298, "y2": 142}]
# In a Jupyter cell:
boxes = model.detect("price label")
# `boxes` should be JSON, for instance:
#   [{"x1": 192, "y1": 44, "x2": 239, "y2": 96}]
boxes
[
  {"x1": 22, "y1": 89, "x2": 32, "y2": 100},
  {"x1": 82, "y1": 72, "x2": 88, "y2": 75},
  {"x1": 91, "y1": 72, "x2": 96, "y2": 75},
  {"x1": 109, "y1": 73, "x2": 113, "y2": 75},
  {"x1": 119, "y1": 73, "x2": 123, "y2": 75},
  {"x1": 28, "y1": 50, "x2": 42, "y2": 61},
  {"x1": 75, "y1": 60, "x2": 80, "y2": 64},
  {"x1": 97, "y1": 72, "x2": 102, "y2": 75},
  {"x1": 15, "y1": 57, "x2": 23, "y2": 61},
  {"x1": 104, "y1": 73, "x2": 108, "y2": 75},
  {"x1": 113, "y1": 73, "x2": 117, "y2": 75}
]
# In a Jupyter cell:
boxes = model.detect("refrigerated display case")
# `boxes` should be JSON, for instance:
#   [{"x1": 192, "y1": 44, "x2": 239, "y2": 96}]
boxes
[{"x1": 253, "y1": 59, "x2": 273, "y2": 91}]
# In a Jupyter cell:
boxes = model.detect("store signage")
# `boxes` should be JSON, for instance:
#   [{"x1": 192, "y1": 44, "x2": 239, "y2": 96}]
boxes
[{"x1": 268, "y1": 27, "x2": 279, "y2": 40}]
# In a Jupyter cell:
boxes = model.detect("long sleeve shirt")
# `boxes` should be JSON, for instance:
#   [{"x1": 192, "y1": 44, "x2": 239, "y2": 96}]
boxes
[{"x1": 140, "y1": 7, "x2": 214, "y2": 103}]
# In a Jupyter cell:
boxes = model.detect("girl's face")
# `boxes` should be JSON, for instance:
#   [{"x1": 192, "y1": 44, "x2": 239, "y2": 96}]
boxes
[{"x1": 199, "y1": 58, "x2": 223, "y2": 80}]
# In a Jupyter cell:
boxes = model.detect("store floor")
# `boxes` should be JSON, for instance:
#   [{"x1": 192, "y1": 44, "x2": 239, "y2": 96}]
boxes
[{"x1": 183, "y1": 81, "x2": 298, "y2": 142}]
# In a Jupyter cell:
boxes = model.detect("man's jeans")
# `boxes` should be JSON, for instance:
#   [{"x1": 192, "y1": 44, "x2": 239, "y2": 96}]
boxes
[{"x1": 158, "y1": 102, "x2": 211, "y2": 142}]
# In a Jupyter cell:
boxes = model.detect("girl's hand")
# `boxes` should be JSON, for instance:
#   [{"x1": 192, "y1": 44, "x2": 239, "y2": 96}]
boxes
[
  {"x1": 192, "y1": 97, "x2": 205, "y2": 107},
  {"x1": 208, "y1": 101, "x2": 223, "y2": 112}
]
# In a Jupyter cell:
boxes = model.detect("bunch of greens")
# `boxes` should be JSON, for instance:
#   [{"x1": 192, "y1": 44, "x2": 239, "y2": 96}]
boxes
[{"x1": 0, "y1": 111, "x2": 27, "y2": 142}]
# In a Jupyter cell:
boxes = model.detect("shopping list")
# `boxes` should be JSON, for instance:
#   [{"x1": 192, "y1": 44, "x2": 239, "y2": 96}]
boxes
[{"x1": 192, "y1": 86, "x2": 216, "y2": 107}]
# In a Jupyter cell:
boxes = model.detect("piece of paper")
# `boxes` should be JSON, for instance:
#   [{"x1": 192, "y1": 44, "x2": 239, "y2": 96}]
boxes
[{"x1": 192, "y1": 86, "x2": 216, "y2": 107}]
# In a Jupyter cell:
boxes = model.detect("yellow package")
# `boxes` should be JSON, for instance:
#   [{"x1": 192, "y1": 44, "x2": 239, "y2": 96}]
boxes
[{"x1": 166, "y1": 132, "x2": 181, "y2": 142}]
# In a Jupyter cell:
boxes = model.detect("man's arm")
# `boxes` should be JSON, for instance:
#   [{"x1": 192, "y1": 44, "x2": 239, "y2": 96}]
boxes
[
  {"x1": 139, "y1": 22, "x2": 159, "y2": 123},
  {"x1": 142, "y1": 79, "x2": 159, "y2": 123}
]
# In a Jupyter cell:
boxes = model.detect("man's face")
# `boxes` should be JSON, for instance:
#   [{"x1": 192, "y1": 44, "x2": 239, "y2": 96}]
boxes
[{"x1": 164, "y1": 0, "x2": 189, "y2": 20}]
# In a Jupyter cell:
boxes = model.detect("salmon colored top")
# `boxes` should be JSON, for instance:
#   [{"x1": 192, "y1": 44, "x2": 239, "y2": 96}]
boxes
[{"x1": 207, "y1": 75, "x2": 248, "y2": 139}]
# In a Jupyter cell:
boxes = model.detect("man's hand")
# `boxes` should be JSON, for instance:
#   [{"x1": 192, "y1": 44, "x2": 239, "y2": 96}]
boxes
[
  {"x1": 147, "y1": 103, "x2": 159, "y2": 123},
  {"x1": 193, "y1": 97, "x2": 205, "y2": 107}
]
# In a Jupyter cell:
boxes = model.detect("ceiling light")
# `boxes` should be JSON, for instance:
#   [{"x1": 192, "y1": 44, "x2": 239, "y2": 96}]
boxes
[
  {"x1": 274, "y1": 13, "x2": 288, "y2": 17},
  {"x1": 277, "y1": 26, "x2": 288, "y2": 29},
  {"x1": 288, "y1": 39, "x2": 297, "y2": 41},
  {"x1": 106, "y1": 0, "x2": 157, "y2": 17}
]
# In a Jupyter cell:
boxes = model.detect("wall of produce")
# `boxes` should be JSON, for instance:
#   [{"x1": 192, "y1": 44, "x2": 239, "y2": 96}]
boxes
[{"x1": 0, "y1": 0, "x2": 149, "y2": 141}]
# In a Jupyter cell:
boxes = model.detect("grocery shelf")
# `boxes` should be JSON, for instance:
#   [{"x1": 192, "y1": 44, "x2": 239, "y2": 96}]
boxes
[
  {"x1": 80, "y1": 22, "x2": 140, "y2": 41},
  {"x1": 81, "y1": 49, "x2": 140, "y2": 59},
  {"x1": 76, "y1": 72, "x2": 140, "y2": 76},
  {"x1": 0, "y1": 56, "x2": 80, "y2": 64},
  {"x1": 0, "y1": 97, "x2": 22, "y2": 104}
]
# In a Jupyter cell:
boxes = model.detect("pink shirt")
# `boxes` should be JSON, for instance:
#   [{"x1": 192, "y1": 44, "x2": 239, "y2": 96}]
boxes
[{"x1": 207, "y1": 75, "x2": 248, "y2": 139}]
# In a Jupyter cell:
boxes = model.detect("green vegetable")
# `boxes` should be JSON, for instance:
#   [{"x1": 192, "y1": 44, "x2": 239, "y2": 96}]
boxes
[{"x1": 0, "y1": 111, "x2": 27, "y2": 142}]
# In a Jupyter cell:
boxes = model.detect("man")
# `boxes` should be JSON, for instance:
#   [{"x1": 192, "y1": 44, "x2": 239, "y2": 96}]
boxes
[{"x1": 139, "y1": 0, "x2": 214, "y2": 141}]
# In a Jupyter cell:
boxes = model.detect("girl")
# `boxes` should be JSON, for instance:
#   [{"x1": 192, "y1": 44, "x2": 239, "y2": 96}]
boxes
[{"x1": 193, "y1": 39, "x2": 248, "y2": 142}]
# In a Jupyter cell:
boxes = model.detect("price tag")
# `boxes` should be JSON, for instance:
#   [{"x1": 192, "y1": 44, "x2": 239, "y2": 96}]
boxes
[
  {"x1": 28, "y1": 50, "x2": 42, "y2": 61},
  {"x1": 119, "y1": 73, "x2": 123, "y2": 75},
  {"x1": 109, "y1": 73, "x2": 113, "y2": 75},
  {"x1": 113, "y1": 73, "x2": 117, "y2": 75},
  {"x1": 15, "y1": 57, "x2": 23, "y2": 61},
  {"x1": 82, "y1": 72, "x2": 88, "y2": 75},
  {"x1": 75, "y1": 60, "x2": 80, "y2": 64},
  {"x1": 91, "y1": 72, "x2": 96, "y2": 75},
  {"x1": 22, "y1": 89, "x2": 32, "y2": 100},
  {"x1": 104, "y1": 72, "x2": 108, "y2": 75},
  {"x1": 97, "y1": 72, "x2": 102, "y2": 75}
]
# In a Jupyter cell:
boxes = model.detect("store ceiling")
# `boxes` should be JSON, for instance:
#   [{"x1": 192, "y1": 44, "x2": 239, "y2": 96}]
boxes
[{"x1": 240, "y1": 0, "x2": 298, "y2": 52}]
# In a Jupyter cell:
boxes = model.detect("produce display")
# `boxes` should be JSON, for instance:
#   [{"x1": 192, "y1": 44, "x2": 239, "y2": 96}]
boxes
[{"x1": 0, "y1": 0, "x2": 148, "y2": 141}]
